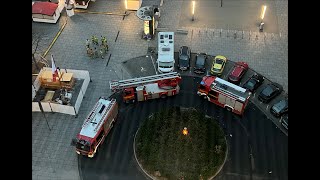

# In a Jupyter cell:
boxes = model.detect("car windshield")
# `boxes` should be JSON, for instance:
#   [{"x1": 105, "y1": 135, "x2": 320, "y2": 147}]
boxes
[
  {"x1": 159, "y1": 62, "x2": 173, "y2": 68},
  {"x1": 246, "y1": 80, "x2": 256, "y2": 88},
  {"x1": 76, "y1": 140, "x2": 90, "y2": 152},
  {"x1": 273, "y1": 100, "x2": 288, "y2": 112},
  {"x1": 180, "y1": 55, "x2": 188, "y2": 60},
  {"x1": 196, "y1": 58, "x2": 205, "y2": 66},
  {"x1": 262, "y1": 85, "x2": 274, "y2": 96},
  {"x1": 215, "y1": 59, "x2": 223, "y2": 64}
]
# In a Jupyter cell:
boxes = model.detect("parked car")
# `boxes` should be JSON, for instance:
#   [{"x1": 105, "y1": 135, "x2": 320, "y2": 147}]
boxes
[
  {"x1": 228, "y1": 62, "x2": 249, "y2": 84},
  {"x1": 177, "y1": 46, "x2": 191, "y2": 70},
  {"x1": 193, "y1": 53, "x2": 207, "y2": 74},
  {"x1": 242, "y1": 73, "x2": 264, "y2": 92},
  {"x1": 281, "y1": 114, "x2": 288, "y2": 130},
  {"x1": 270, "y1": 99, "x2": 288, "y2": 117},
  {"x1": 210, "y1": 55, "x2": 227, "y2": 76},
  {"x1": 258, "y1": 83, "x2": 283, "y2": 103}
]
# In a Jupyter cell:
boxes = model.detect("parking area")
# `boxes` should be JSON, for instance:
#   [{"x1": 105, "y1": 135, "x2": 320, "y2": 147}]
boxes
[{"x1": 123, "y1": 51, "x2": 288, "y2": 136}]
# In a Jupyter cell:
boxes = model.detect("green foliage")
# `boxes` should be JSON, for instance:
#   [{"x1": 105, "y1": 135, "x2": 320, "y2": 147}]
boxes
[{"x1": 135, "y1": 107, "x2": 227, "y2": 180}]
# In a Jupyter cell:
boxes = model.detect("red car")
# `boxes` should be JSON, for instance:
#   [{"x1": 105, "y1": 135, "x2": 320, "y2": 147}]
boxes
[{"x1": 228, "y1": 62, "x2": 249, "y2": 84}]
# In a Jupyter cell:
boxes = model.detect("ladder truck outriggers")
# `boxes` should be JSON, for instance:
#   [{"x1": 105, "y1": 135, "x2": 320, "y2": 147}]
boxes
[
  {"x1": 71, "y1": 97, "x2": 118, "y2": 158},
  {"x1": 197, "y1": 76, "x2": 251, "y2": 115},
  {"x1": 109, "y1": 72, "x2": 181, "y2": 103}
]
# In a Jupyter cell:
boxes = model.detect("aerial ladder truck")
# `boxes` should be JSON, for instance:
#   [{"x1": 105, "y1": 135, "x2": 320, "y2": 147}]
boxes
[{"x1": 109, "y1": 72, "x2": 181, "y2": 103}]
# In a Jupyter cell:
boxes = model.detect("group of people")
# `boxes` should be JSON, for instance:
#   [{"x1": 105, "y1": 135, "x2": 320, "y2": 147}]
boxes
[{"x1": 86, "y1": 35, "x2": 109, "y2": 59}]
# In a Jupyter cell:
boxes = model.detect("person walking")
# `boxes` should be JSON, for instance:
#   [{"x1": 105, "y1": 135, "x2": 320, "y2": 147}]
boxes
[
  {"x1": 99, "y1": 46, "x2": 104, "y2": 59},
  {"x1": 93, "y1": 47, "x2": 98, "y2": 58},
  {"x1": 86, "y1": 39, "x2": 90, "y2": 48}
]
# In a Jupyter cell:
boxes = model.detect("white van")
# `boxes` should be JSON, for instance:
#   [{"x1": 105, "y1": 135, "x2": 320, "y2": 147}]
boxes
[{"x1": 157, "y1": 32, "x2": 174, "y2": 73}]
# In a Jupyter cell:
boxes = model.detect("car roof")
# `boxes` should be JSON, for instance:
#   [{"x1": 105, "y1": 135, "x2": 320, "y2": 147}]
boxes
[
  {"x1": 230, "y1": 64, "x2": 246, "y2": 77},
  {"x1": 196, "y1": 56, "x2": 205, "y2": 64}
]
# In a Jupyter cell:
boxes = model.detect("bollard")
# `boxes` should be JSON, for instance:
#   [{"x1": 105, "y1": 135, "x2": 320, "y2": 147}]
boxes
[
  {"x1": 234, "y1": 31, "x2": 237, "y2": 39},
  {"x1": 249, "y1": 31, "x2": 251, "y2": 40},
  {"x1": 255, "y1": 34, "x2": 258, "y2": 40},
  {"x1": 242, "y1": 31, "x2": 244, "y2": 39},
  {"x1": 220, "y1": 29, "x2": 222, "y2": 37}
]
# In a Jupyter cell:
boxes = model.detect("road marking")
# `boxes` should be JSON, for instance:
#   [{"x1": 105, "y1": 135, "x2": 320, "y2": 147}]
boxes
[
  {"x1": 42, "y1": 19, "x2": 67, "y2": 58},
  {"x1": 150, "y1": 55, "x2": 158, "y2": 74},
  {"x1": 140, "y1": 67, "x2": 146, "y2": 72}
]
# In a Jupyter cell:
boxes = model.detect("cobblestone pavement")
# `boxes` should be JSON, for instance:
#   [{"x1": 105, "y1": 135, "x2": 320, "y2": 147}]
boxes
[{"x1": 32, "y1": 0, "x2": 287, "y2": 179}]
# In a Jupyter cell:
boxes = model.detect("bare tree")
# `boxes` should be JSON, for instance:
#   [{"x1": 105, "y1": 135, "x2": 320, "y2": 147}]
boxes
[{"x1": 32, "y1": 30, "x2": 49, "y2": 73}]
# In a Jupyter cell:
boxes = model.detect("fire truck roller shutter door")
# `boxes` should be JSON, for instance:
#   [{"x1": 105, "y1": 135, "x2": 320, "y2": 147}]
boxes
[
  {"x1": 218, "y1": 94, "x2": 226, "y2": 104},
  {"x1": 234, "y1": 101, "x2": 243, "y2": 112},
  {"x1": 225, "y1": 97, "x2": 236, "y2": 108}
]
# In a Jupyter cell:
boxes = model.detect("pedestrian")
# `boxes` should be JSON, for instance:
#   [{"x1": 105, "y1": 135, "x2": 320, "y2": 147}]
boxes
[
  {"x1": 99, "y1": 46, "x2": 104, "y2": 59},
  {"x1": 93, "y1": 47, "x2": 98, "y2": 58},
  {"x1": 86, "y1": 39, "x2": 90, "y2": 48},
  {"x1": 87, "y1": 48, "x2": 93, "y2": 58},
  {"x1": 101, "y1": 36, "x2": 107, "y2": 46},
  {"x1": 91, "y1": 35, "x2": 98, "y2": 45}
]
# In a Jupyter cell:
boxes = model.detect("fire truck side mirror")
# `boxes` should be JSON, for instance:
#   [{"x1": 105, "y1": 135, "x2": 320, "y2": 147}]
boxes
[{"x1": 70, "y1": 138, "x2": 77, "y2": 146}]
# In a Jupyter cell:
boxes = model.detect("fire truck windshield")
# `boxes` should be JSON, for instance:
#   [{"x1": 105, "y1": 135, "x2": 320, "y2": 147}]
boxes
[{"x1": 76, "y1": 140, "x2": 90, "y2": 152}]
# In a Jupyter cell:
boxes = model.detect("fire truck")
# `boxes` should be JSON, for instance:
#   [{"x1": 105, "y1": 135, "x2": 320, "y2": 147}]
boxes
[
  {"x1": 109, "y1": 72, "x2": 181, "y2": 103},
  {"x1": 72, "y1": 97, "x2": 118, "y2": 158},
  {"x1": 197, "y1": 76, "x2": 251, "y2": 115}
]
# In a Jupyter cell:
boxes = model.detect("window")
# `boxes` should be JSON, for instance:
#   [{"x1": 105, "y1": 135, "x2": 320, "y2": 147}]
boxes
[
  {"x1": 169, "y1": 35, "x2": 172, "y2": 39},
  {"x1": 162, "y1": 48, "x2": 170, "y2": 51},
  {"x1": 160, "y1": 35, "x2": 164, "y2": 39},
  {"x1": 160, "y1": 40, "x2": 164, "y2": 43},
  {"x1": 165, "y1": 34, "x2": 168, "y2": 38},
  {"x1": 208, "y1": 90, "x2": 218, "y2": 100}
]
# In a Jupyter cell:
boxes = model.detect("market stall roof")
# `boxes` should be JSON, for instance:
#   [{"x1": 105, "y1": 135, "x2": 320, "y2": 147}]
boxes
[{"x1": 32, "y1": 2, "x2": 58, "y2": 16}]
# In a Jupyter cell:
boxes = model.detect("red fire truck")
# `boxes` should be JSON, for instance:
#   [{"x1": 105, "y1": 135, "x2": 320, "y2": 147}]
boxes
[
  {"x1": 109, "y1": 72, "x2": 181, "y2": 103},
  {"x1": 197, "y1": 75, "x2": 251, "y2": 115},
  {"x1": 72, "y1": 97, "x2": 118, "y2": 158}
]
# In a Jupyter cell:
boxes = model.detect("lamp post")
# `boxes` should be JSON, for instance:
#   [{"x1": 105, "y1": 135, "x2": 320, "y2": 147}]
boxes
[
  {"x1": 125, "y1": 0, "x2": 127, "y2": 10},
  {"x1": 259, "y1": 5, "x2": 267, "y2": 32},
  {"x1": 192, "y1": 1, "x2": 195, "y2": 21}
]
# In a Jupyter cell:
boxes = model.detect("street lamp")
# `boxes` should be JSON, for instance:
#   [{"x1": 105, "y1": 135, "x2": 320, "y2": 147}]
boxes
[
  {"x1": 260, "y1": 5, "x2": 267, "y2": 20},
  {"x1": 259, "y1": 5, "x2": 267, "y2": 32},
  {"x1": 192, "y1": 1, "x2": 195, "y2": 21}
]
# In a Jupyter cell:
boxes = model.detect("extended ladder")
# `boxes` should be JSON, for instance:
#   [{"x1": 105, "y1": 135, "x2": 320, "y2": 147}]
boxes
[{"x1": 109, "y1": 72, "x2": 180, "y2": 91}]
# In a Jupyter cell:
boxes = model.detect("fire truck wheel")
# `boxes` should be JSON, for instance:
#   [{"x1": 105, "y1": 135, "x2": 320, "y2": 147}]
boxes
[
  {"x1": 202, "y1": 95, "x2": 207, "y2": 100},
  {"x1": 160, "y1": 94, "x2": 167, "y2": 99},
  {"x1": 226, "y1": 107, "x2": 232, "y2": 112}
]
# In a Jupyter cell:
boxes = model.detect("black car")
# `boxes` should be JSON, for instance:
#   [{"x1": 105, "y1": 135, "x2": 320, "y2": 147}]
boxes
[
  {"x1": 242, "y1": 73, "x2": 264, "y2": 92},
  {"x1": 177, "y1": 46, "x2": 191, "y2": 70},
  {"x1": 258, "y1": 83, "x2": 283, "y2": 103},
  {"x1": 270, "y1": 99, "x2": 288, "y2": 117},
  {"x1": 193, "y1": 53, "x2": 207, "y2": 74},
  {"x1": 281, "y1": 114, "x2": 288, "y2": 130}
]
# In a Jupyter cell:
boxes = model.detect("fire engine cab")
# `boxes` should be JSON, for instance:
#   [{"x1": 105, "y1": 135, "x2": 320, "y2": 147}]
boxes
[
  {"x1": 109, "y1": 72, "x2": 181, "y2": 103},
  {"x1": 72, "y1": 97, "x2": 118, "y2": 158},
  {"x1": 197, "y1": 76, "x2": 251, "y2": 115}
]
